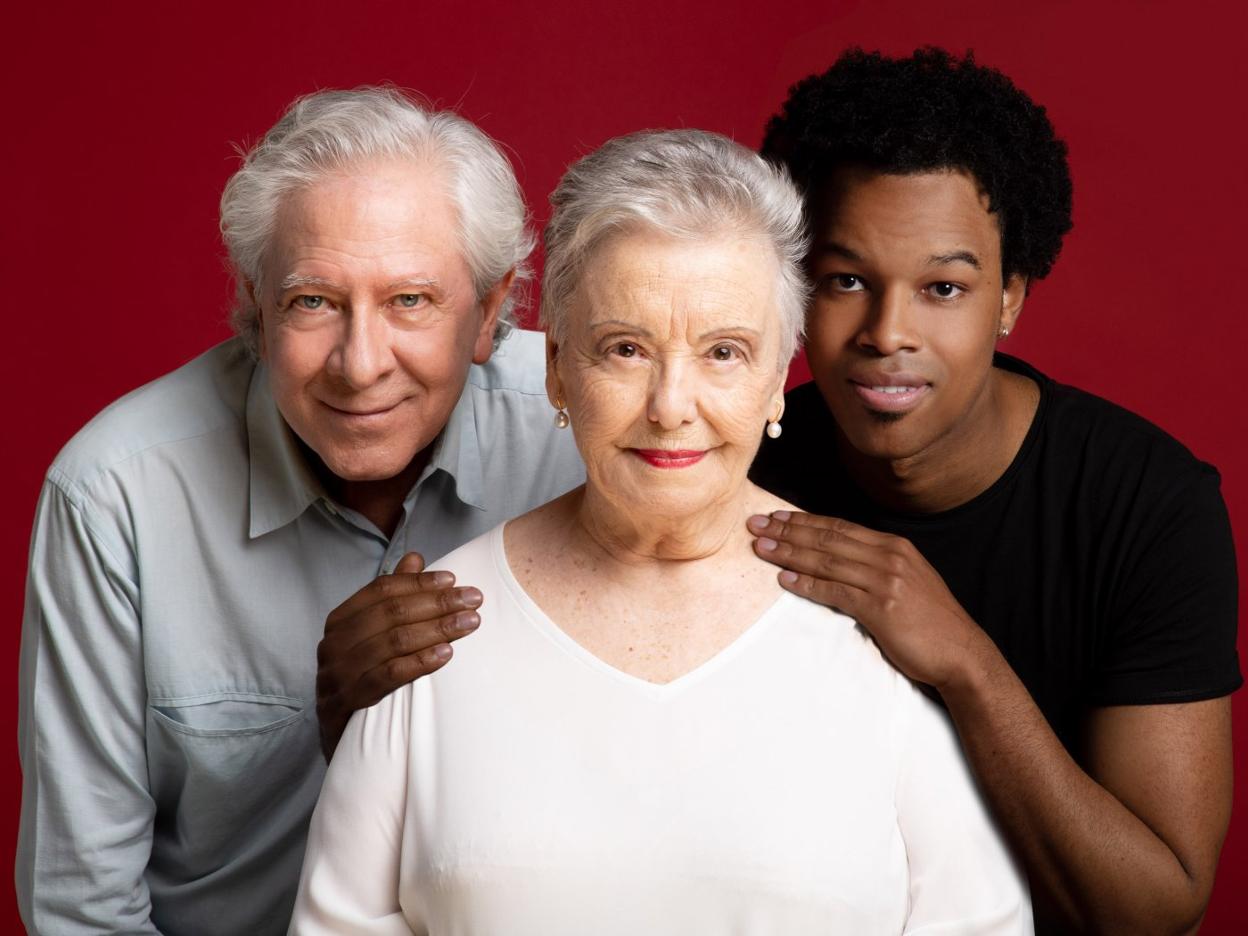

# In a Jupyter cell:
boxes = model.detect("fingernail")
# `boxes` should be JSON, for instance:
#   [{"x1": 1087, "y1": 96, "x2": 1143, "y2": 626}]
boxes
[
  {"x1": 779, "y1": 571, "x2": 798, "y2": 585},
  {"x1": 757, "y1": 537, "x2": 777, "y2": 552},
  {"x1": 432, "y1": 572, "x2": 454, "y2": 587},
  {"x1": 433, "y1": 644, "x2": 453, "y2": 660},
  {"x1": 773, "y1": 510, "x2": 791, "y2": 521},
  {"x1": 454, "y1": 611, "x2": 480, "y2": 632},
  {"x1": 460, "y1": 587, "x2": 483, "y2": 607},
  {"x1": 747, "y1": 514, "x2": 769, "y2": 530}
]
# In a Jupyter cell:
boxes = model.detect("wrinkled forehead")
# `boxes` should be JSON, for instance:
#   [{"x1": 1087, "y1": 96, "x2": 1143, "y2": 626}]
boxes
[{"x1": 572, "y1": 229, "x2": 784, "y2": 337}]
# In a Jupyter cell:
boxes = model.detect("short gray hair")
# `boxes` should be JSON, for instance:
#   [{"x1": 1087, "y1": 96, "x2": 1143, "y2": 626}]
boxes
[
  {"x1": 220, "y1": 87, "x2": 534, "y2": 355},
  {"x1": 540, "y1": 129, "x2": 809, "y2": 366}
]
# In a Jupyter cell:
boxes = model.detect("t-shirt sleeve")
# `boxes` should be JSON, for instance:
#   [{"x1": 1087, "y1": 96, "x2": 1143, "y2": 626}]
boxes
[
  {"x1": 288, "y1": 684, "x2": 417, "y2": 935},
  {"x1": 1089, "y1": 463, "x2": 1241, "y2": 706}
]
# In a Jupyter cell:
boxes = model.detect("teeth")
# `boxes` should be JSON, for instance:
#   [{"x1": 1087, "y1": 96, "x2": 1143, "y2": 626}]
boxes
[{"x1": 871, "y1": 386, "x2": 915, "y2": 394}]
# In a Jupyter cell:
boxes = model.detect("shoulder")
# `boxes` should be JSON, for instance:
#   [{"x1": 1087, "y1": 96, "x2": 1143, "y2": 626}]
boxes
[
  {"x1": 426, "y1": 522, "x2": 505, "y2": 579},
  {"x1": 48, "y1": 339, "x2": 254, "y2": 501},
  {"x1": 1005, "y1": 354, "x2": 1221, "y2": 504},
  {"x1": 465, "y1": 328, "x2": 549, "y2": 396}
]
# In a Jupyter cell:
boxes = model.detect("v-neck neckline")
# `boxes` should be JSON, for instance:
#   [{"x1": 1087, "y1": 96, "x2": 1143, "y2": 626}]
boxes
[{"x1": 491, "y1": 524, "x2": 792, "y2": 701}]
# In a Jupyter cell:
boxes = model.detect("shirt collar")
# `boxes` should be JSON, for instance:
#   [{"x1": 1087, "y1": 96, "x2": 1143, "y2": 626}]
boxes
[
  {"x1": 246, "y1": 364, "x2": 488, "y2": 539},
  {"x1": 423, "y1": 375, "x2": 486, "y2": 512},
  {"x1": 246, "y1": 362, "x2": 326, "y2": 539}
]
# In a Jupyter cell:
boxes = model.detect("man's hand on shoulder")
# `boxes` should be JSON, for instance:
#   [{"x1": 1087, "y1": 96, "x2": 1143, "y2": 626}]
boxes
[
  {"x1": 746, "y1": 510, "x2": 995, "y2": 693},
  {"x1": 315, "y1": 552, "x2": 483, "y2": 759}
]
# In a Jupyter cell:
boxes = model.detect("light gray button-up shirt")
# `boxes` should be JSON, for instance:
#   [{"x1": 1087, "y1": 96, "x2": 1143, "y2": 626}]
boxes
[{"x1": 17, "y1": 330, "x2": 585, "y2": 935}]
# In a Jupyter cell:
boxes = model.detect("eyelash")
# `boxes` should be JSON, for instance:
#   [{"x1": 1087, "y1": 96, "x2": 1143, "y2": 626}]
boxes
[{"x1": 823, "y1": 275, "x2": 967, "y2": 301}]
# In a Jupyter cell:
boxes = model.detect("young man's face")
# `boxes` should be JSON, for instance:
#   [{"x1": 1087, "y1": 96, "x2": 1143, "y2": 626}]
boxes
[{"x1": 804, "y1": 168, "x2": 1026, "y2": 467}]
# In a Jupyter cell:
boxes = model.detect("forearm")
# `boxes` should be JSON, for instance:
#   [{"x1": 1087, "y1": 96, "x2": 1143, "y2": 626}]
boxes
[{"x1": 940, "y1": 641, "x2": 1214, "y2": 935}]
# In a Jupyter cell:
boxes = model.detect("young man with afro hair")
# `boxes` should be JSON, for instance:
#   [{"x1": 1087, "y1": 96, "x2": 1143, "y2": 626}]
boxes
[{"x1": 750, "y1": 48, "x2": 1239, "y2": 934}]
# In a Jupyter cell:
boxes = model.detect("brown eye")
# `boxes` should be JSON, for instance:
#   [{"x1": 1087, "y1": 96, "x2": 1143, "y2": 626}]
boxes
[
  {"x1": 929, "y1": 282, "x2": 964, "y2": 299},
  {"x1": 612, "y1": 342, "x2": 638, "y2": 358},
  {"x1": 831, "y1": 274, "x2": 864, "y2": 292},
  {"x1": 710, "y1": 344, "x2": 738, "y2": 362}
]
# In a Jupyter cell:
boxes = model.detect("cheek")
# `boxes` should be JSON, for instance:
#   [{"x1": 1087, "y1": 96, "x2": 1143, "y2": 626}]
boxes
[
  {"x1": 567, "y1": 371, "x2": 646, "y2": 450},
  {"x1": 265, "y1": 332, "x2": 332, "y2": 400},
  {"x1": 804, "y1": 302, "x2": 858, "y2": 369}
]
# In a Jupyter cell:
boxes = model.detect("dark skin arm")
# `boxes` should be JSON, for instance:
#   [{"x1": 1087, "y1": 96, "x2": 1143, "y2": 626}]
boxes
[
  {"x1": 315, "y1": 552, "x2": 483, "y2": 759},
  {"x1": 748, "y1": 510, "x2": 1233, "y2": 935}
]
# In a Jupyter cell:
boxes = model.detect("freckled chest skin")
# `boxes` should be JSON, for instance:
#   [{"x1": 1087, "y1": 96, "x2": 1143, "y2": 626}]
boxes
[
  {"x1": 805, "y1": 170, "x2": 1035, "y2": 511},
  {"x1": 507, "y1": 231, "x2": 794, "y2": 684},
  {"x1": 257, "y1": 160, "x2": 498, "y2": 510}
]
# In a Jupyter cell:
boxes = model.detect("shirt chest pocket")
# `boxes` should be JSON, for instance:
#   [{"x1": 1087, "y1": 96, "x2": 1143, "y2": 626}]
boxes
[{"x1": 146, "y1": 692, "x2": 322, "y2": 872}]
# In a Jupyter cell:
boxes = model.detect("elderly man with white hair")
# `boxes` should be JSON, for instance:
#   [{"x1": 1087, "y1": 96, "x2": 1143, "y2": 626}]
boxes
[{"x1": 17, "y1": 88, "x2": 583, "y2": 935}]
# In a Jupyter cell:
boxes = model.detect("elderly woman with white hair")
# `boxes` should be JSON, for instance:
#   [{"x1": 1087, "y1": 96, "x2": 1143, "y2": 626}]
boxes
[{"x1": 288, "y1": 130, "x2": 1031, "y2": 934}]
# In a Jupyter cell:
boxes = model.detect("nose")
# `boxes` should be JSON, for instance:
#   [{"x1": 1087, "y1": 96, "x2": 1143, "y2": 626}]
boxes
[
  {"x1": 330, "y1": 311, "x2": 394, "y2": 390},
  {"x1": 647, "y1": 355, "x2": 699, "y2": 431},
  {"x1": 856, "y1": 285, "x2": 921, "y2": 356}
]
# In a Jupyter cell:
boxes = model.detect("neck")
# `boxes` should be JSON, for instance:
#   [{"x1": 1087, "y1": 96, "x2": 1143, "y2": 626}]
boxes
[
  {"x1": 311, "y1": 447, "x2": 431, "y2": 539},
  {"x1": 838, "y1": 369, "x2": 1039, "y2": 514},
  {"x1": 574, "y1": 480, "x2": 755, "y2": 568}
]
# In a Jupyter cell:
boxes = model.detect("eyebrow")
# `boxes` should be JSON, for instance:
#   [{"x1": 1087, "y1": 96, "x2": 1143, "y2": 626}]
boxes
[
  {"x1": 589, "y1": 320, "x2": 763, "y2": 340},
  {"x1": 590, "y1": 319, "x2": 654, "y2": 337},
  {"x1": 926, "y1": 251, "x2": 982, "y2": 270},
  {"x1": 814, "y1": 241, "x2": 863, "y2": 262},
  {"x1": 278, "y1": 273, "x2": 342, "y2": 291},
  {"x1": 385, "y1": 277, "x2": 440, "y2": 292},
  {"x1": 277, "y1": 274, "x2": 442, "y2": 293},
  {"x1": 815, "y1": 242, "x2": 982, "y2": 271}
]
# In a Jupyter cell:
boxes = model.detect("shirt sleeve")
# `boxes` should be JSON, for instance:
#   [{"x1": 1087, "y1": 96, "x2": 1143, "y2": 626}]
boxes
[
  {"x1": 895, "y1": 683, "x2": 1033, "y2": 935},
  {"x1": 1091, "y1": 463, "x2": 1241, "y2": 706},
  {"x1": 287, "y1": 683, "x2": 415, "y2": 935},
  {"x1": 17, "y1": 476, "x2": 163, "y2": 935}
]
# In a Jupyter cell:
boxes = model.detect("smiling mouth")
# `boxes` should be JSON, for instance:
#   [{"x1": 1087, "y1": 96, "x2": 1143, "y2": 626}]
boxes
[
  {"x1": 849, "y1": 381, "x2": 931, "y2": 414},
  {"x1": 322, "y1": 401, "x2": 402, "y2": 418},
  {"x1": 631, "y1": 449, "x2": 708, "y2": 469}
]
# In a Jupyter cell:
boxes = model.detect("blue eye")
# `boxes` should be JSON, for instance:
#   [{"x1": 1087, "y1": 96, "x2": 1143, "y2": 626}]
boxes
[
  {"x1": 396, "y1": 294, "x2": 426, "y2": 308},
  {"x1": 296, "y1": 295, "x2": 325, "y2": 310}
]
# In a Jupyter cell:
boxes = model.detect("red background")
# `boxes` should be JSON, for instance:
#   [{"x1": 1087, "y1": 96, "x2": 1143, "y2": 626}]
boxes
[{"x1": 5, "y1": 0, "x2": 1246, "y2": 929}]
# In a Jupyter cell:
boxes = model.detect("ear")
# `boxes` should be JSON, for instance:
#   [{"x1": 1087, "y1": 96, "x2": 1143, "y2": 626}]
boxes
[
  {"x1": 246, "y1": 281, "x2": 267, "y2": 359},
  {"x1": 998, "y1": 274, "x2": 1028, "y2": 339},
  {"x1": 545, "y1": 333, "x2": 565, "y2": 408},
  {"x1": 472, "y1": 269, "x2": 516, "y2": 365}
]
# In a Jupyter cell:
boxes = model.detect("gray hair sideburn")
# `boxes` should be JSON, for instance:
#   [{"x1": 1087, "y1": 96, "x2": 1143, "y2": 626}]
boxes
[
  {"x1": 220, "y1": 87, "x2": 535, "y2": 355},
  {"x1": 540, "y1": 129, "x2": 809, "y2": 367}
]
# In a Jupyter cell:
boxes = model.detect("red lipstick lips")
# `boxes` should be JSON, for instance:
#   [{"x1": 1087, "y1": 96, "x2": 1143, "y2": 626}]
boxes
[{"x1": 632, "y1": 449, "x2": 707, "y2": 469}]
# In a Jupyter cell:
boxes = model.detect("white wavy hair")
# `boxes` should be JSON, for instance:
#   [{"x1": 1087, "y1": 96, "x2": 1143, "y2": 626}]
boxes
[
  {"x1": 220, "y1": 86, "x2": 535, "y2": 355},
  {"x1": 540, "y1": 129, "x2": 809, "y2": 367}
]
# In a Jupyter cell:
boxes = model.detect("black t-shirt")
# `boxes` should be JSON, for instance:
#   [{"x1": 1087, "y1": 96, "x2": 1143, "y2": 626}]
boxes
[{"x1": 750, "y1": 353, "x2": 1241, "y2": 751}]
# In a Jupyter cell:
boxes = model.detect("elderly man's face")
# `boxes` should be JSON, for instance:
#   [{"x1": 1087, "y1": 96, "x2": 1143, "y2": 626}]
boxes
[
  {"x1": 551, "y1": 230, "x2": 786, "y2": 520},
  {"x1": 257, "y1": 160, "x2": 505, "y2": 484}
]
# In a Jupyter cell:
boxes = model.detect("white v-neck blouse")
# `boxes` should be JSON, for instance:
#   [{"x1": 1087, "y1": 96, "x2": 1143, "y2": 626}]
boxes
[{"x1": 289, "y1": 523, "x2": 1031, "y2": 935}]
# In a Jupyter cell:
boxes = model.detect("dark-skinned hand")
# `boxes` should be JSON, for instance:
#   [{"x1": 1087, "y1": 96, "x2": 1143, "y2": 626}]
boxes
[
  {"x1": 315, "y1": 551, "x2": 482, "y2": 759},
  {"x1": 747, "y1": 510, "x2": 994, "y2": 693}
]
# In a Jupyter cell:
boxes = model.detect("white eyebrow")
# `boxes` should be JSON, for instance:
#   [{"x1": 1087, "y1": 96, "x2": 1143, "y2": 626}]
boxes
[
  {"x1": 278, "y1": 274, "x2": 342, "y2": 291},
  {"x1": 385, "y1": 277, "x2": 439, "y2": 291}
]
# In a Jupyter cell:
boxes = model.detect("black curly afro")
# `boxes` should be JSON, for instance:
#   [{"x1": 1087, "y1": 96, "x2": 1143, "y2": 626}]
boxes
[{"x1": 762, "y1": 47, "x2": 1073, "y2": 283}]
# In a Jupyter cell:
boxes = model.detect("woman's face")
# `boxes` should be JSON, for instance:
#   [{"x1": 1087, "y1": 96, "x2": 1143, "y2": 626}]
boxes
[{"x1": 550, "y1": 229, "x2": 787, "y2": 521}]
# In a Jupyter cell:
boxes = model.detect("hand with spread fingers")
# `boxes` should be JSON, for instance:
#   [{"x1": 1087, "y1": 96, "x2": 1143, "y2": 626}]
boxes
[
  {"x1": 315, "y1": 551, "x2": 484, "y2": 759},
  {"x1": 748, "y1": 510, "x2": 994, "y2": 692}
]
